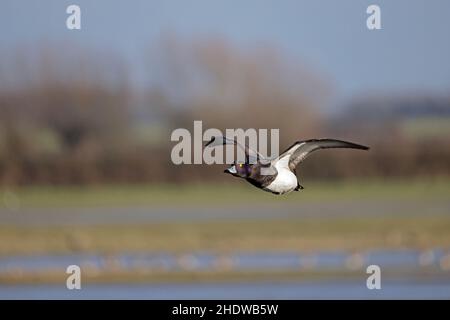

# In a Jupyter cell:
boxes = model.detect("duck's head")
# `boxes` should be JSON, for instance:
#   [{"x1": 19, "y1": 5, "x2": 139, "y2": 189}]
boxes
[{"x1": 224, "y1": 162, "x2": 252, "y2": 178}]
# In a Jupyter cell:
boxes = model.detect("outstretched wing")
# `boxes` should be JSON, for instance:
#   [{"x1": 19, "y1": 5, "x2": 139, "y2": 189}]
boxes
[
  {"x1": 274, "y1": 139, "x2": 369, "y2": 171},
  {"x1": 205, "y1": 136, "x2": 265, "y2": 164}
]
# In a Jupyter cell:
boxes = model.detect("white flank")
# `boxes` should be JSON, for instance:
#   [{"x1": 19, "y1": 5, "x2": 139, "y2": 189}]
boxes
[{"x1": 265, "y1": 155, "x2": 298, "y2": 194}]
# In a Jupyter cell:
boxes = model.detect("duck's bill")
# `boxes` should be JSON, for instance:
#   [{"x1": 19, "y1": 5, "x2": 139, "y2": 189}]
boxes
[{"x1": 224, "y1": 165, "x2": 237, "y2": 174}]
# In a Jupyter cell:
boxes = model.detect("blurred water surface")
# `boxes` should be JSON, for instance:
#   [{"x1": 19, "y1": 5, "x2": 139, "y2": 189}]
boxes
[
  {"x1": 1, "y1": 281, "x2": 450, "y2": 299},
  {"x1": 0, "y1": 249, "x2": 447, "y2": 272}
]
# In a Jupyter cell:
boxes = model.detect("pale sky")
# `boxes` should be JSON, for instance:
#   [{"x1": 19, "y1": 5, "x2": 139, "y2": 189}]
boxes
[{"x1": 1, "y1": 0, "x2": 450, "y2": 106}]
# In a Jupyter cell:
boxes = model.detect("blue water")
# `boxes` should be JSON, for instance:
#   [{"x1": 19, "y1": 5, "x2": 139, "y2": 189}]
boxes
[
  {"x1": 0, "y1": 249, "x2": 447, "y2": 272},
  {"x1": 1, "y1": 249, "x2": 449, "y2": 299},
  {"x1": 1, "y1": 281, "x2": 450, "y2": 299}
]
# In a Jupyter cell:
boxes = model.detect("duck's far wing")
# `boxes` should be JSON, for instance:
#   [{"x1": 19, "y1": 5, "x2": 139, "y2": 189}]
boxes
[
  {"x1": 204, "y1": 135, "x2": 264, "y2": 163},
  {"x1": 275, "y1": 139, "x2": 369, "y2": 171}
]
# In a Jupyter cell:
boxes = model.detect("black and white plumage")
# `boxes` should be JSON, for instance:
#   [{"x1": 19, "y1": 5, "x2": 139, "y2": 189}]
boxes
[{"x1": 205, "y1": 137, "x2": 369, "y2": 195}]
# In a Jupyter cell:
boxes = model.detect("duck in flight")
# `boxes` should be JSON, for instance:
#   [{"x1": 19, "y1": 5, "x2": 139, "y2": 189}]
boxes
[{"x1": 205, "y1": 136, "x2": 369, "y2": 195}]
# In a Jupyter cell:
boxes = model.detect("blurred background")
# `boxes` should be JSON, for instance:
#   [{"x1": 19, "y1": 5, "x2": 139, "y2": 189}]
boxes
[{"x1": 0, "y1": 0, "x2": 449, "y2": 299}]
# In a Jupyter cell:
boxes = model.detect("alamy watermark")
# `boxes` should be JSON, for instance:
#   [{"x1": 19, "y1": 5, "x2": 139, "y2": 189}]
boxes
[
  {"x1": 66, "y1": 5, "x2": 81, "y2": 30},
  {"x1": 366, "y1": 264, "x2": 381, "y2": 290},
  {"x1": 65, "y1": 4, "x2": 381, "y2": 32},
  {"x1": 66, "y1": 264, "x2": 81, "y2": 290},
  {"x1": 170, "y1": 121, "x2": 280, "y2": 165},
  {"x1": 367, "y1": 5, "x2": 382, "y2": 30}
]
